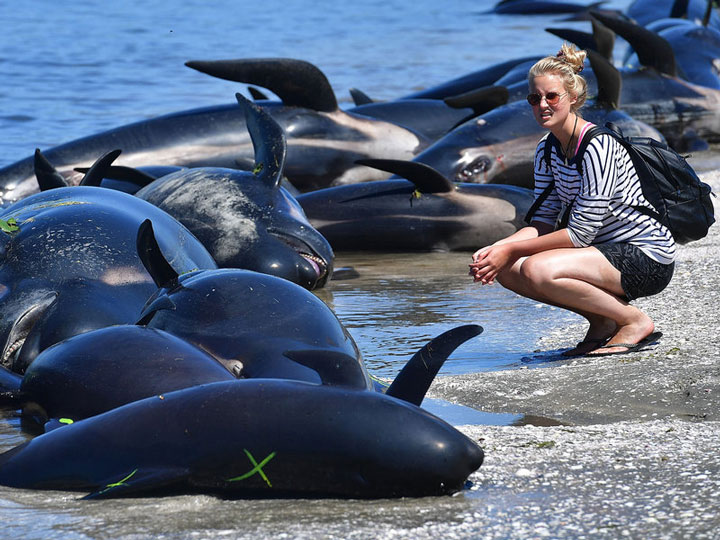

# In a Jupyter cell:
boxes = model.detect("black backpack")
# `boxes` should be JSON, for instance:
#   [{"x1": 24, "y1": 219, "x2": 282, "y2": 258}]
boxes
[{"x1": 526, "y1": 122, "x2": 715, "y2": 244}]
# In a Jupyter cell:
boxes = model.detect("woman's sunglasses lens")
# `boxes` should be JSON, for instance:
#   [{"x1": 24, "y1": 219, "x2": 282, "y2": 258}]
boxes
[{"x1": 526, "y1": 92, "x2": 561, "y2": 106}]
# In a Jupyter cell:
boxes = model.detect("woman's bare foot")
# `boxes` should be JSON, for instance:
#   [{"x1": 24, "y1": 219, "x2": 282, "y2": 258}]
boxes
[
  {"x1": 562, "y1": 317, "x2": 617, "y2": 356},
  {"x1": 586, "y1": 310, "x2": 656, "y2": 356}
]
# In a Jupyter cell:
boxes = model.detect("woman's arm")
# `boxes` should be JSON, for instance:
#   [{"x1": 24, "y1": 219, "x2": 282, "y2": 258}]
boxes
[{"x1": 469, "y1": 226, "x2": 573, "y2": 284}]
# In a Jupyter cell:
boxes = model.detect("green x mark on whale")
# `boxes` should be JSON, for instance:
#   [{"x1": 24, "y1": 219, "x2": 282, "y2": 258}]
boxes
[{"x1": 226, "y1": 449, "x2": 276, "y2": 487}]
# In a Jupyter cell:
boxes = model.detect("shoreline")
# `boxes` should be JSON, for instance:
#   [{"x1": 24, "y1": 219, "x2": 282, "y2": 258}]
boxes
[{"x1": 433, "y1": 169, "x2": 720, "y2": 426}]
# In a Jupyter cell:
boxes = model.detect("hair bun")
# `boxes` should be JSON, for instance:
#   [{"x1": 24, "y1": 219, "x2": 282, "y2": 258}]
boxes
[{"x1": 556, "y1": 44, "x2": 585, "y2": 73}]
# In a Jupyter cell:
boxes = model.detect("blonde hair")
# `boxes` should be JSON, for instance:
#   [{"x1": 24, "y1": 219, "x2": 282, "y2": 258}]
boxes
[{"x1": 528, "y1": 43, "x2": 587, "y2": 113}]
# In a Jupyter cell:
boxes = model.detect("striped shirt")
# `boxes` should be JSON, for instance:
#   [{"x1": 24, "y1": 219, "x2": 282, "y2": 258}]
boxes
[{"x1": 532, "y1": 129, "x2": 676, "y2": 264}]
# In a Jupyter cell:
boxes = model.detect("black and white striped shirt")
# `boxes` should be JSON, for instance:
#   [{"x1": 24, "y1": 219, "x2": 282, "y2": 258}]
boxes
[{"x1": 532, "y1": 131, "x2": 676, "y2": 264}]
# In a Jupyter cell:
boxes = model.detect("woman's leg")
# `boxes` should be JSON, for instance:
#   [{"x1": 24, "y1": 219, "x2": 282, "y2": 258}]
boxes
[{"x1": 496, "y1": 247, "x2": 655, "y2": 353}]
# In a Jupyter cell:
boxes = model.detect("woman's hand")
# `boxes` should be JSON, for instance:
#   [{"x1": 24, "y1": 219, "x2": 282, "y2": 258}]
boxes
[{"x1": 468, "y1": 243, "x2": 516, "y2": 284}]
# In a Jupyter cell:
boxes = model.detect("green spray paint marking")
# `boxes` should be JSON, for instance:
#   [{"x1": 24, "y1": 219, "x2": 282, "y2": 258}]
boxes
[
  {"x1": 409, "y1": 189, "x2": 422, "y2": 207},
  {"x1": 252, "y1": 162, "x2": 264, "y2": 175},
  {"x1": 226, "y1": 449, "x2": 276, "y2": 487},
  {"x1": 94, "y1": 469, "x2": 139, "y2": 496},
  {"x1": 59, "y1": 418, "x2": 74, "y2": 425},
  {"x1": 0, "y1": 218, "x2": 19, "y2": 233},
  {"x1": 105, "y1": 469, "x2": 138, "y2": 488}
]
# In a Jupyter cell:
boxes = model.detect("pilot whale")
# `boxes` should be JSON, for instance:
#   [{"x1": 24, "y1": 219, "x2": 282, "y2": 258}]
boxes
[
  {"x1": 297, "y1": 159, "x2": 533, "y2": 251},
  {"x1": 0, "y1": 378, "x2": 484, "y2": 499},
  {"x1": 0, "y1": 58, "x2": 427, "y2": 201},
  {"x1": 0, "y1": 186, "x2": 216, "y2": 377},
  {"x1": 135, "y1": 94, "x2": 334, "y2": 290}
]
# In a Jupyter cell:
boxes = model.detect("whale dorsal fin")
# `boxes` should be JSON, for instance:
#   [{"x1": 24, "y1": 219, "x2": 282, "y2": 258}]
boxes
[
  {"x1": 385, "y1": 325, "x2": 483, "y2": 406},
  {"x1": 235, "y1": 93, "x2": 287, "y2": 190},
  {"x1": 79, "y1": 149, "x2": 122, "y2": 187},
  {"x1": 590, "y1": 10, "x2": 677, "y2": 77},
  {"x1": 355, "y1": 158, "x2": 455, "y2": 193},
  {"x1": 545, "y1": 18, "x2": 615, "y2": 61},
  {"x1": 33, "y1": 149, "x2": 68, "y2": 191},
  {"x1": 444, "y1": 85, "x2": 509, "y2": 115},
  {"x1": 185, "y1": 58, "x2": 338, "y2": 112},
  {"x1": 74, "y1": 165, "x2": 157, "y2": 187},
  {"x1": 136, "y1": 219, "x2": 179, "y2": 289},
  {"x1": 247, "y1": 86, "x2": 270, "y2": 101},
  {"x1": 587, "y1": 48, "x2": 622, "y2": 109},
  {"x1": 349, "y1": 88, "x2": 374, "y2": 105}
]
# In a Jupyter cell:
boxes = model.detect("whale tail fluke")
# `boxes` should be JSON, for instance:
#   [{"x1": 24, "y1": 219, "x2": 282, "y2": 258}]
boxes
[{"x1": 386, "y1": 324, "x2": 483, "y2": 406}]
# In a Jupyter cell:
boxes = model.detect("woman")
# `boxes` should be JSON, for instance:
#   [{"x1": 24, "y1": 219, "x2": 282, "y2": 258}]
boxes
[{"x1": 468, "y1": 44, "x2": 675, "y2": 356}]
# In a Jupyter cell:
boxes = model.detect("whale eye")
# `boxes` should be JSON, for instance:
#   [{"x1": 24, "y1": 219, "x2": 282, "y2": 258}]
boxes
[{"x1": 458, "y1": 156, "x2": 492, "y2": 182}]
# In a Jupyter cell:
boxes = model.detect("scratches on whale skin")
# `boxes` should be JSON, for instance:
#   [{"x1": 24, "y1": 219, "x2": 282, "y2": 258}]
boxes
[{"x1": 147, "y1": 169, "x2": 262, "y2": 263}]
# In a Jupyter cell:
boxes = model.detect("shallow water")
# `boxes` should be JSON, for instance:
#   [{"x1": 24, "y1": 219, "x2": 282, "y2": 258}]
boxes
[{"x1": 320, "y1": 251, "x2": 577, "y2": 378}]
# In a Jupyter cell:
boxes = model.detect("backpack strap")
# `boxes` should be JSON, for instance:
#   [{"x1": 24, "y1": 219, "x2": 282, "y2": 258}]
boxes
[
  {"x1": 525, "y1": 134, "x2": 558, "y2": 224},
  {"x1": 543, "y1": 132, "x2": 556, "y2": 171},
  {"x1": 572, "y1": 124, "x2": 608, "y2": 177},
  {"x1": 524, "y1": 179, "x2": 555, "y2": 224}
]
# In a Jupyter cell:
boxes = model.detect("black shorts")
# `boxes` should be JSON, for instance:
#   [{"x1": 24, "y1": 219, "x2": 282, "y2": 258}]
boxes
[{"x1": 594, "y1": 243, "x2": 674, "y2": 301}]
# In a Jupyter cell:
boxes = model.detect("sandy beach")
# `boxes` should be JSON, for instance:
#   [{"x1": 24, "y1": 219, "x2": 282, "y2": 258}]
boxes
[{"x1": 428, "y1": 167, "x2": 720, "y2": 537}]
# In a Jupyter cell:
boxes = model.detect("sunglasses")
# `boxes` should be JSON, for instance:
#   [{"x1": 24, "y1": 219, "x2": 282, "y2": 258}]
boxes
[{"x1": 526, "y1": 91, "x2": 567, "y2": 106}]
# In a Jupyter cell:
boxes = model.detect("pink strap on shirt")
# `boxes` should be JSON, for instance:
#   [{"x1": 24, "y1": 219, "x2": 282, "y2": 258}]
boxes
[{"x1": 575, "y1": 122, "x2": 594, "y2": 154}]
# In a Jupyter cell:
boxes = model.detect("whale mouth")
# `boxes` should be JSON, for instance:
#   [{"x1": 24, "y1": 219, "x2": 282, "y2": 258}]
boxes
[
  {"x1": 1, "y1": 337, "x2": 25, "y2": 369},
  {"x1": 1, "y1": 291, "x2": 59, "y2": 372},
  {"x1": 268, "y1": 230, "x2": 329, "y2": 281},
  {"x1": 299, "y1": 251, "x2": 327, "y2": 279}
]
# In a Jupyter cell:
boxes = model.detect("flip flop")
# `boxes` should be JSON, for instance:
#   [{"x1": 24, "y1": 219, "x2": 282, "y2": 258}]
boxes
[
  {"x1": 585, "y1": 331, "x2": 663, "y2": 357},
  {"x1": 562, "y1": 337, "x2": 609, "y2": 357}
]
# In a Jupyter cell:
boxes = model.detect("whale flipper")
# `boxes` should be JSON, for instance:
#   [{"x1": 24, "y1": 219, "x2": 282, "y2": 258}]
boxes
[
  {"x1": 186, "y1": 58, "x2": 338, "y2": 112},
  {"x1": 282, "y1": 350, "x2": 368, "y2": 389},
  {"x1": 386, "y1": 324, "x2": 483, "y2": 406},
  {"x1": 83, "y1": 467, "x2": 188, "y2": 500}
]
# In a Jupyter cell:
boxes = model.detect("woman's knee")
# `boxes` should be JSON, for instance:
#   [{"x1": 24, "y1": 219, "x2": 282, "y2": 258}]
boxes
[{"x1": 518, "y1": 256, "x2": 554, "y2": 287}]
